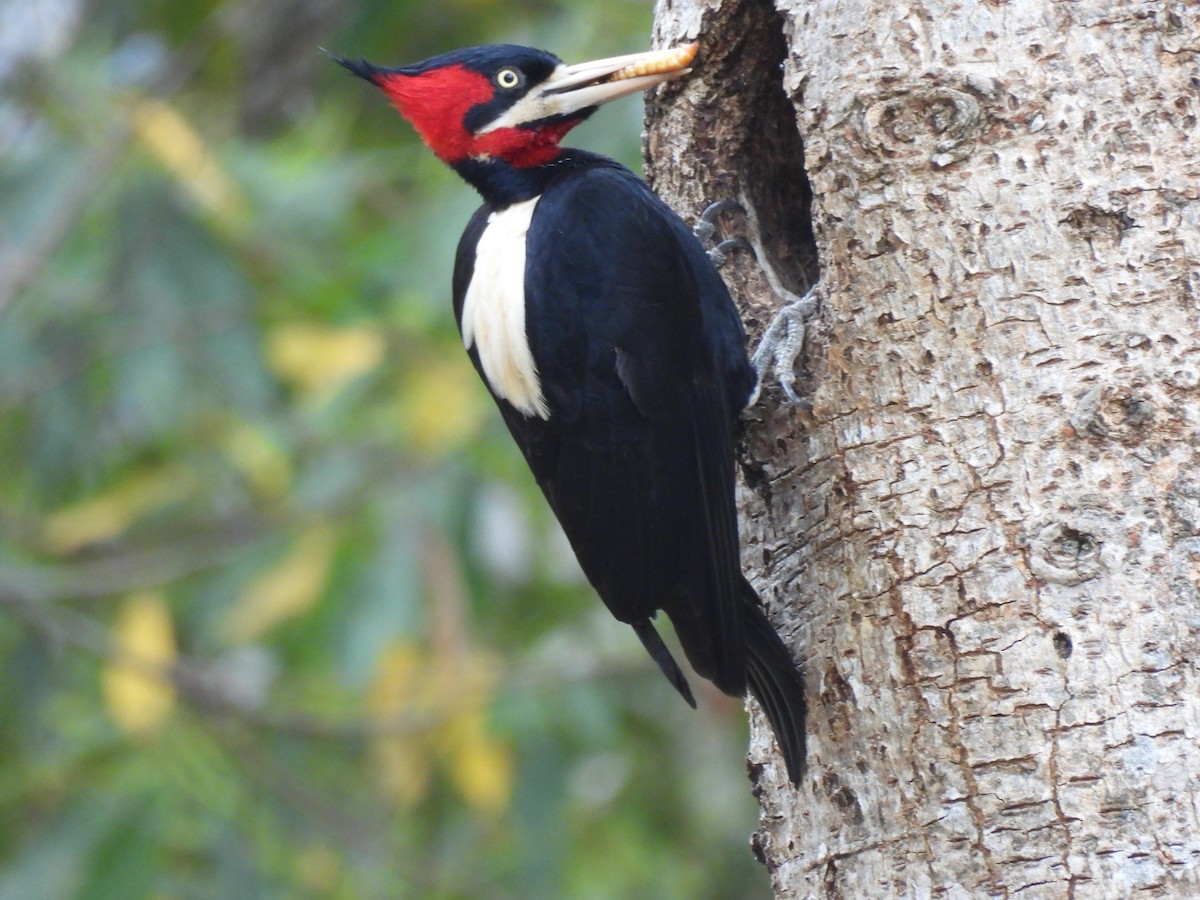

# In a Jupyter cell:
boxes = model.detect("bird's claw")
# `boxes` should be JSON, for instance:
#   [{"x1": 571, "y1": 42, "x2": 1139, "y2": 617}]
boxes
[
  {"x1": 695, "y1": 201, "x2": 756, "y2": 266},
  {"x1": 695, "y1": 199, "x2": 819, "y2": 409},
  {"x1": 747, "y1": 286, "x2": 820, "y2": 409},
  {"x1": 694, "y1": 199, "x2": 744, "y2": 243},
  {"x1": 709, "y1": 237, "x2": 755, "y2": 266}
]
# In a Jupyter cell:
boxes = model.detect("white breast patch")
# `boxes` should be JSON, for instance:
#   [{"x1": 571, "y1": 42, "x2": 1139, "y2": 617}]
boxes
[{"x1": 461, "y1": 196, "x2": 549, "y2": 420}]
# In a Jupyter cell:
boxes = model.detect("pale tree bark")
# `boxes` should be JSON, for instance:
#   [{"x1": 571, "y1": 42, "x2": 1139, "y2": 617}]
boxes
[{"x1": 646, "y1": 0, "x2": 1200, "y2": 896}]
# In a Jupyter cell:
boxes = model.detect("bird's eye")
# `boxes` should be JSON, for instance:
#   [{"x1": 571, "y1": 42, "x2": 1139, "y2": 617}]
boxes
[{"x1": 496, "y1": 68, "x2": 521, "y2": 89}]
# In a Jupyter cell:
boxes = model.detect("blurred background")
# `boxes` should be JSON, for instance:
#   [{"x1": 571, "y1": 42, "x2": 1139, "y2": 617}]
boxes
[{"x1": 0, "y1": 0, "x2": 769, "y2": 896}]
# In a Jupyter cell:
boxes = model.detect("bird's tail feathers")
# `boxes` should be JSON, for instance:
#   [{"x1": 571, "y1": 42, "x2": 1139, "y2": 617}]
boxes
[
  {"x1": 742, "y1": 583, "x2": 806, "y2": 785},
  {"x1": 632, "y1": 618, "x2": 696, "y2": 708}
]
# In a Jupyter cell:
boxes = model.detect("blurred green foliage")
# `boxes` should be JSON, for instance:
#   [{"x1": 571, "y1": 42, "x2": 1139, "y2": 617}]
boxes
[{"x1": 0, "y1": 0, "x2": 768, "y2": 896}]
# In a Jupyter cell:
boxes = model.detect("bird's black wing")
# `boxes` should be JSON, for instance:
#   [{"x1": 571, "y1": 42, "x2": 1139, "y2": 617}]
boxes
[
  {"x1": 451, "y1": 161, "x2": 806, "y2": 780},
  {"x1": 516, "y1": 161, "x2": 753, "y2": 696}
]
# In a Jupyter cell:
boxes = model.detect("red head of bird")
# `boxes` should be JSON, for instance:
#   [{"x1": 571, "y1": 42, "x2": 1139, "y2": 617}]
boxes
[{"x1": 337, "y1": 43, "x2": 698, "y2": 169}]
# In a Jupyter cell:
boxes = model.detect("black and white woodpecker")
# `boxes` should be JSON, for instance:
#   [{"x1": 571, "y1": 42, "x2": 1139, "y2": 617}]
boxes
[{"x1": 338, "y1": 42, "x2": 806, "y2": 784}]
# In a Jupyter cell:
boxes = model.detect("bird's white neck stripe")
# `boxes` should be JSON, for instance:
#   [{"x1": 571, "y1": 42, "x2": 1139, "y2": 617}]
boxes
[{"x1": 461, "y1": 197, "x2": 549, "y2": 419}]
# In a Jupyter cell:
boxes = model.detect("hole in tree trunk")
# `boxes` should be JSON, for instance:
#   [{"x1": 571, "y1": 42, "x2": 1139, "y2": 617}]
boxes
[
  {"x1": 645, "y1": 0, "x2": 819, "y2": 301},
  {"x1": 1053, "y1": 631, "x2": 1073, "y2": 659},
  {"x1": 737, "y1": 1, "x2": 819, "y2": 296}
]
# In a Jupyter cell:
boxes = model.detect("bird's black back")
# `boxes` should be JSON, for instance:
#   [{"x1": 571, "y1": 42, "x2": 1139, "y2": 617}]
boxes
[
  {"x1": 453, "y1": 152, "x2": 753, "y2": 691},
  {"x1": 452, "y1": 152, "x2": 805, "y2": 781}
]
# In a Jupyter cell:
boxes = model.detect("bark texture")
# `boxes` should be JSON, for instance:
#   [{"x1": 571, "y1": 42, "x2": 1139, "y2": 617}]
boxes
[{"x1": 646, "y1": 1, "x2": 1200, "y2": 896}]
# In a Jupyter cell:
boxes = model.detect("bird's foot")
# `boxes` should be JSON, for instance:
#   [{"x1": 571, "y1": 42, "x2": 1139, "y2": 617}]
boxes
[
  {"x1": 694, "y1": 200, "x2": 820, "y2": 409},
  {"x1": 747, "y1": 285, "x2": 820, "y2": 409},
  {"x1": 695, "y1": 200, "x2": 757, "y2": 267}
]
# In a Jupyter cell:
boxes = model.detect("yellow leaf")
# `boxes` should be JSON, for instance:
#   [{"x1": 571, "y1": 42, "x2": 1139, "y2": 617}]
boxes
[
  {"x1": 102, "y1": 591, "x2": 177, "y2": 736},
  {"x1": 366, "y1": 639, "x2": 511, "y2": 815},
  {"x1": 42, "y1": 465, "x2": 197, "y2": 555},
  {"x1": 372, "y1": 726, "x2": 433, "y2": 809},
  {"x1": 266, "y1": 323, "x2": 386, "y2": 399},
  {"x1": 367, "y1": 642, "x2": 434, "y2": 807},
  {"x1": 129, "y1": 98, "x2": 246, "y2": 227},
  {"x1": 437, "y1": 652, "x2": 511, "y2": 816},
  {"x1": 216, "y1": 418, "x2": 291, "y2": 498},
  {"x1": 367, "y1": 642, "x2": 430, "y2": 715},
  {"x1": 443, "y1": 710, "x2": 512, "y2": 817},
  {"x1": 399, "y1": 356, "x2": 487, "y2": 454},
  {"x1": 223, "y1": 523, "x2": 336, "y2": 641}
]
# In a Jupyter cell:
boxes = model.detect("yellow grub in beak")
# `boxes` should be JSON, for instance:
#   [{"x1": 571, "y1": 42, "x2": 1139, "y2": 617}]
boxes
[{"x1": 607, "y1": 43, "x2": 699, "y2": 83}]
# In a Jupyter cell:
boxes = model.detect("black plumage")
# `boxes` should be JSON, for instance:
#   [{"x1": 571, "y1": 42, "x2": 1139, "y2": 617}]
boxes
[
  {"x1": 345, "y1": 43, "x2": 807, "y2": 784},
  {"x1": 453, "y1": 153, "x2": 806, "y2": 783}
]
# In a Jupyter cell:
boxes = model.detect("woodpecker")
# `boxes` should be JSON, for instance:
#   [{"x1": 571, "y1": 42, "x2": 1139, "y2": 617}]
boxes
[{"x1": 338, "y1": 42, "x2": 806, "y2": 783}]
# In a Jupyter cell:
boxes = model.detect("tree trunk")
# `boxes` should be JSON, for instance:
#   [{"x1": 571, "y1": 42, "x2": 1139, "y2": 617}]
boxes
[{"x1": 647, "y1": 0, "x2": 1200, "y2": 896}]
